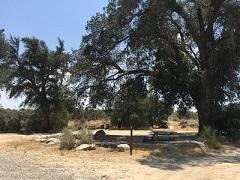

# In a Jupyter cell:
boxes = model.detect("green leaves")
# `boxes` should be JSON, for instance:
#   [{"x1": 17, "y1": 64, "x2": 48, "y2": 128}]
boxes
[
  {"x1": 73, "y1": 0, "x2": 240, "y2": 132},
  {"x1": 1, "y1": 36, "x2": 71, "y2": 131}
]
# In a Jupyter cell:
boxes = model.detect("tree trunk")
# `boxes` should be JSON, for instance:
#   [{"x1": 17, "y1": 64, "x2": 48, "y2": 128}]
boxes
[
  {"x1": 193, "y1": 84, "x2": 221, "y2": 134},
  {"x1": 41, "y1": 105, "x2": 51, "y2": 132}
]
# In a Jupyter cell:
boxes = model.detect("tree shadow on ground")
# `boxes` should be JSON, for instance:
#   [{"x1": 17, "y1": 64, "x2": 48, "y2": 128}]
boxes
[{"x1": 138, "y1": 147, "x2": 240, "y2": 171}]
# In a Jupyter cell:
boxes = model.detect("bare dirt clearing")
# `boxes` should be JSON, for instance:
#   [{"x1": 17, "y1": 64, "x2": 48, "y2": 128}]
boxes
[{"x1": 0, "y1": 132, "x2": 239, "y2": 180}]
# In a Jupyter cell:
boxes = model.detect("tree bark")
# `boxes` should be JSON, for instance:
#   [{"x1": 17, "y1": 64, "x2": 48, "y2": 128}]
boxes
[{"x1": 193, "y1": 84, "x2": 221, "y2": 134}]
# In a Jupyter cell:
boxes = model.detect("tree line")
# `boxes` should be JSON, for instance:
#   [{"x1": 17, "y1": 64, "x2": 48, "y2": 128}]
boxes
[{"x1": 0, "y1": 0, "x2": 240, "y2": 134}]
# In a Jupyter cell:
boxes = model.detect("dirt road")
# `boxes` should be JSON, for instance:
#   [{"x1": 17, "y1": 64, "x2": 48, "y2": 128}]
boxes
[{"x1": 0, "y1": 133, "x2": 239, "y2": 180}]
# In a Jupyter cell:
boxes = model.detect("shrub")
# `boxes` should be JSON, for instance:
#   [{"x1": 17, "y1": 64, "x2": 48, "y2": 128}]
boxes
[
  {"x1": 75, "y1": 128, "x2": 93, "y2": 145},
  {"x1": 219, "y1": 103, "x2": 240, "y2": 137},
  {"x1": 60, "y1": 128, "x2": 76, "y2": 150},
  {"x1": 28, "y1": 113, "x2": 43, "y2": 132},
  {"x1": 0, "y1": 114, "x2": 6, "y2": 131},
  {"x1": 7, "y1": 117, "x2": 21, "y2": 132},
  {"x1": 50, "y1": 110, "x2": 71, "y2": 131},
  {"x1": 200, "y1": 126, "x2": 221, "y2": 150}
]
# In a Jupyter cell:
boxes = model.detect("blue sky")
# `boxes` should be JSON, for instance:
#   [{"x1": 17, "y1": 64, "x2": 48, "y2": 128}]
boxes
[{"x1": 0, "y1": 0, "x2": 108, "y2": 109}]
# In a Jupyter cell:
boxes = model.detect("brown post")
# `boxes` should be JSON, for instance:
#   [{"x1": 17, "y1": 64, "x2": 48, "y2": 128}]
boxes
[{"x1": 130, "y1": 123, "x2": 133, "y2": 156}]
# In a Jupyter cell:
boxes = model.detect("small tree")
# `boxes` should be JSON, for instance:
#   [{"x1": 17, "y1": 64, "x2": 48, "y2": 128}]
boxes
[{"x1": 111, "y1": 77, "x2": 148, "y2": 128}]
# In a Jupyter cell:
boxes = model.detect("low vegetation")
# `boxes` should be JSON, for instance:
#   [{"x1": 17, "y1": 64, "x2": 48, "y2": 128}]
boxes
[
  {"x1": 200, "y1": 126, "x2": 221, "y2": 150},
  {"x1": 60, "y1": 128, "x2": 76, "y2": 150},
  {"x1": 0, "y1": 108, "x2": 70, "y2": 133},
  {"x1": 75, "y1": 128, "x2": 93, "y2": 145},
  {"x1": 60, "y1": 127, "x2": 93, "y2": 150}
]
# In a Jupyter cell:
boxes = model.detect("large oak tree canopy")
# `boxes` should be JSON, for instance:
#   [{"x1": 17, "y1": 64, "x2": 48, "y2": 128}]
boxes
[{"x1": 74, "y1": 0, "x2": 240, "y2": 132}]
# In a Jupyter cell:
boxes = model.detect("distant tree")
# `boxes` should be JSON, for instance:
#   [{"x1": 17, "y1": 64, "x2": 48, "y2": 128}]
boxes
[
  {"x1": 0, "y1": 29, "x2": 10, "y2": 89},
  {"x1": 2, "y1": 37, "x2": 70, "y2": 131},
  {"x1": 220, "y1": 103, "x2": 240, "y2": 135},
  {"x1": 140, "y1": 95, "x2": 172, "y2": 128},
  {"x1": 111, "y1": 77, "x2": 148, "y2": 128},
  {"x1": 74, "y1": 0, "x2": 240, "y2": 133}
]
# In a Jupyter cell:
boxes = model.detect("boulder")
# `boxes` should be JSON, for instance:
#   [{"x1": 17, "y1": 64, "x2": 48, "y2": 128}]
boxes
[
  {"x1": 162, "y1": 143, "x2": 178, "y2": 154},
  {"x1": 35, "y1": 138, "x2": 47, "y2": 143},
  {"x1": 162, "y1": 140, "x2": 206, "y2": 154},
  {"x1": 45, "y1": 133, "x2": 62, "y2": 139},
  {"x1": 186, "y1": 140, "x2": 205, "y2": 150},
  {"x1": 94, "y1": 130, "x2": 106, "y2": 140},
  {"x1": 46, "y1": 138, "x2": 60, "y2": 145},
  {"x1": 117, "y1": 144, "x2": 130, "y2": 152},
  {"x1": 76, "y1": 144, "x2": 96, "y2": 151}
]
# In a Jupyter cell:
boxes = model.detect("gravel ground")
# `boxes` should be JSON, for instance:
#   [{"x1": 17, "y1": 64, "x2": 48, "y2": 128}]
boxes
[
  {"x1": 0, "y1": 151, "x2": 102, "y2": 180},
  {"x1": 0, "y1": 151, "x2": 73, "y2": 180}
]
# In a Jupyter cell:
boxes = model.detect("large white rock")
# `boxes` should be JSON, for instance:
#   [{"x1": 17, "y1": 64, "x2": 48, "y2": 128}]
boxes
[
  {"x1": 117, "y1": 144, "x2": 130, "y2": 152},
  {"x1": 35, "y1": 138, "x2": 47, "y2": 142},
  {"x1": 76, "y1": 144, "x2": 96, "y2": 151},
  {"x1": 162, "y1": 140, "x2": 206, "y2": 154},
  {"x1": 46, "y1": 138, "x2": 60, "y2": 145}
]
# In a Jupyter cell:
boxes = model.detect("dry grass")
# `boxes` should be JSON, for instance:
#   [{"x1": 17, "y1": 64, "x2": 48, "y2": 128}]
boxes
[
  {"x1": 68, "y1": 118, "x2": 111, "y2": 129},
  {"x1": 168, "y1": 119, "x2": 198, "y2": 132}
]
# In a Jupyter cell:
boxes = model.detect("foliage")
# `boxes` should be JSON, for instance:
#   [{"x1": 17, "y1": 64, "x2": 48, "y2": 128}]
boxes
[
  {"x1": 7, "y1": 117, "x2": 21, "y2": 132},
  {"x1": 0, "y1": 108, "x2": 31, "y2": 132},
  {"x1": 60, "y1": 128, "x2": 76, "y2": 150},
  {"x1": 0, "y1": 29, "x2": 10, "y2": 89},
  {"x1": 111, "y1": 77, "x2": 148, "y2": 128},
  {"x1": 2, "y1": 37, "x2": 71, "y2": 132},
  {"x1": 140, "y1": 96, "x2": 172, "y2": 127},
  {"x1": 75, "y1": 128, "x2": 93, "y2": 145},
  {"x1": 219, "y1": 103, "x2": 240, "y2": 137},
  {"x1": 177, "y1": 110, "x2": 198, "y2": 120},
  {"x1": 73, "y1": 0, "x2": 240, "y2": 133},
  {"x1": 72, "y1": 108, "x2": 108, "y2": 121},
  {"x1": 200, "y1": 126, "x2": 221, "y2": 150},
  {"x1": 0, "y1": 114, "x2": 6, "y2": 131},
  {"x1": 0, "y1": 108, "x2": 71, "y2": 133},
  {"x1": 49, "y1": 109, "x2": 71, "y2": 132},
  {"x1": 111, "y1": 77, "x2": 171, "y2": 128}
]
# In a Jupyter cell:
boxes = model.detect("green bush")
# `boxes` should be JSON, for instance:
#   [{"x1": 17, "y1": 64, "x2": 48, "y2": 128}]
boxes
[
  {"x1": 75, "y1": 128, "x2": 93, "y2": 145},
  {"x1": 0, "y1": 114, "x2": 6, "y2": 131},
  {"x1": 28, "y1": 113, "x2": 42, "y2": 132},
  {"x1": 7, "y1": 117, "x2": 21, "y2": 132},
  {"x1": 50, "y1": 110, "x2": 71, "y2": 131},
  {"x1": 0, "y1": 108, "x2": 72, "y2": 133},
  {"x1": 220, "y1": 103, "x2": 240, "y2": 137},
  {"x1": 200, "y1": 126, "x2": 221, "y2": 150},
  {"x1": 60, "y1": 128, "x2": 76, "y2": 150}
]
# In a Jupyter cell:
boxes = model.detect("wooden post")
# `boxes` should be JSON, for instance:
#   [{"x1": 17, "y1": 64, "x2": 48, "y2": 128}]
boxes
[{"x1": 130, "y1": 122, "x2": 133, "y2": 156}]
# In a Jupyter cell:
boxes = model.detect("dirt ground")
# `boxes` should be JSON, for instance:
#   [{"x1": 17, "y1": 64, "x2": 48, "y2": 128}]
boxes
[{"x1": 0, "y1": 132, "x2": 239, "y2": 180}]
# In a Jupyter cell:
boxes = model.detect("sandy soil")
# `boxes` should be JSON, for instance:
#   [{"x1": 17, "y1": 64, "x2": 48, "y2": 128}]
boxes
[{"x1": 0, "y1": 133, "x2": 239, "y2": 180}]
